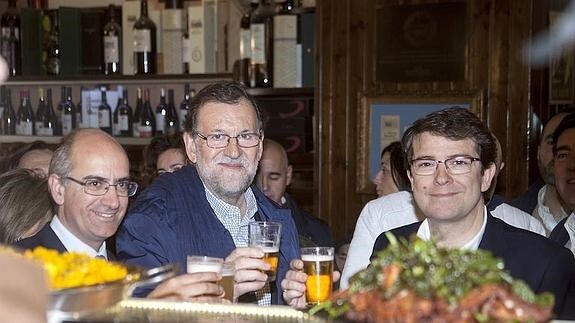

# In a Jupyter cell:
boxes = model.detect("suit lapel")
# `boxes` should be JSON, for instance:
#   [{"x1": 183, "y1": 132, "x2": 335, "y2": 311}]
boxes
[{"x1": 478, "y1": 214, "x2": 509, "y2": 258}]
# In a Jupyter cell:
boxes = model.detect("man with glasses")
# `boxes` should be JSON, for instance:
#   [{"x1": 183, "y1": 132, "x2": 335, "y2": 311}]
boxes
[
  {"x1": 116, "y1": 81, "x2": 300, "y2": 305},
  {"x1": 16, "y1": 128, "x2": 224, "y2": 300}
]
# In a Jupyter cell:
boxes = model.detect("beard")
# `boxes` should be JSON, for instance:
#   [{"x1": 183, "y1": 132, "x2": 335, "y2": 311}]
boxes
[
  {"x1": 196, "y1": 154, "x2": 258, "y2": 203},
  {"x1": 539, "y1": 160, "x2": 555, "y2": 185}
]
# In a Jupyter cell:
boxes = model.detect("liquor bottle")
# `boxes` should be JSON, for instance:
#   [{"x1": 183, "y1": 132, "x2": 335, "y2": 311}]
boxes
[
  {"x1": 116, "y1": 89, "x2": 132, "y2": 137},
  {"x1": 103, "y1": 5, "x2": 122, "y2": 75},
  {"x1": 138, "y1": 88, "x2": 155, "y2": 137},
  {"x1": 61, "y1": 87, "x2": 77, "y2": 135},
  {"x1": 155, "y1": 88, "x2": 167, "y2": 136},
  {"x1": 249, "y1": 0, "x2": 275, "y2": 88},
  {"x1": 234, "y1": 0, "x2": 257, "y2": 85},
  {"x1": 179, "y1": 84, "x2": 191, "y2": 129},
  {"x1": 133, "y1": 87, "x2": 143, "y2": 137},
  {"x1": 2, "y1": 87, "x2": 16, "y2": 135},
  {"x1": 35, "y1": 88, "x2": 46, "y2": 135},
  {"x1": 98, "y1": 88, "x2": 112, "y2": 135},
  {"x1": 165, "y1": 89, "x2": 179, "y2": 135},
  {"x1": 43, "y1": 88, "x2": 58, "y2": 136},
  {"x1": 1, "y1": 0, "x2": 21, "y2": 76},
  {"x1": 16, "y1": 89, "x2": 34, "y2": 135},
  {"x1": 133, "y1": 0, "x2": 157, "y2": 74},
  {"x1": 273, "y1": 0, "x2": 298, "y2": 87}
]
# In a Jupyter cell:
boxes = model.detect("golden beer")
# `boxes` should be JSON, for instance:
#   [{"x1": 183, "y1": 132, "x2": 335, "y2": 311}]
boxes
[
  {"x1": 262, "y1": 247, "x2": 279, "y2": 281},
  {"x1": 302, "y1": 254, "x2": 333, "y2": 304},
  {"x1": 221, "y1": 274, "x2": 235, "y2": 302}
]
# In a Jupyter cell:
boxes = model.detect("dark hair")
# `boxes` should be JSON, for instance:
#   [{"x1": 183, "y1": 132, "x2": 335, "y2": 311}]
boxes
[
  {"x1": 402, "y1": 107, "x2": 496, "y2": 173},
  {"x1": 6, "y1": 140, "x2": 52, "y2": 170},
  {"x1": 0, "y1": 169, "x2": 53, "y2": 243},
  {"x1": 144, "y1": 132, "x2": 186, "y2": 171},
  {"x1": 183, "y1": 81, "x2": 263, "y2": 133},
  {"x1": 384, "y1": 142, "x2": 411, "y2": 192},
  {"x1": 552, "y1": 112, "x2": 575, "y2": 154}
]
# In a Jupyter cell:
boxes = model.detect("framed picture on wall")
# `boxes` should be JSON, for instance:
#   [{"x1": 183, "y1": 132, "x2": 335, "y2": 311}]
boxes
[{"x1": 356, "y1": 91, "x2": 485, "y2": 193}]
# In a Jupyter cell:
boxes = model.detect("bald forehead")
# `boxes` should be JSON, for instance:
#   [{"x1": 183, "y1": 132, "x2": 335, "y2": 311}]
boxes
[
  {"x1": 71, "y1": 131, "x2": 128, "y2": 166},
  {"x1": 262, "y1": 141, "x2": 288, "y2": 168}
]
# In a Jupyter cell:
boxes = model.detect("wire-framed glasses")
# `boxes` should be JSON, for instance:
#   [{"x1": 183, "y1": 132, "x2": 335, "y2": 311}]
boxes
[
  {"x1": 66, "y1": 177, "x2": 139, "y2": 197},
  {"x1": 194, "y1": 132, "x2": 262, "y2": 149},
  {"x1": 411, "y1": 157, "x2": 481, "y2": 176}
]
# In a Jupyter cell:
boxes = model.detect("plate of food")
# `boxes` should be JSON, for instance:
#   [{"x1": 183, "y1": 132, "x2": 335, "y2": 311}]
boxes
[{"x1": 310, "y1": 233, "x2": 554, "y2": 322}]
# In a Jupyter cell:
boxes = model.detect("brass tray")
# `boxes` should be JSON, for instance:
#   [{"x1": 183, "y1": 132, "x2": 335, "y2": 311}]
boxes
[{"x1": 69, "y1": 298, "x2": 327, "y2": 322}]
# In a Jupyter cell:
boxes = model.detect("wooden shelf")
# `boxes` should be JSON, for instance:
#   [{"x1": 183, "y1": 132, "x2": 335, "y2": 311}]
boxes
[{"x1": 0, "y1": 135, "x2": 152, "y2": 146}]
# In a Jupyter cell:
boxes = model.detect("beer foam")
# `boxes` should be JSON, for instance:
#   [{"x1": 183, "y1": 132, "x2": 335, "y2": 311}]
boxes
[
  {"x1": 187, "y1": 263, "x2": 222, "y2": 274},
  {"x1": 301, "y1": 255, "x2": 334, "y2": 262},
  {"x1": 261, "y1": 246, "x2": 279, "y2": 253}
]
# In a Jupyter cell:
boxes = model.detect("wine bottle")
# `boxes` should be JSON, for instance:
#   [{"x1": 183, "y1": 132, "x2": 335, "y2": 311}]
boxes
[
  {"x1": 61, "y1": 87, "x2": 77, "y2": 135},
  {"x1": 116, "y1": 89, "x2": 133, "y2": 137},
  {"x1": 155, "y1": 88, "x2": 167, "y2": 136},
  {"x1": 182, "y1": 10, "x2": 190, "y2": 74},
  {"x1": 273, "y1": 0, "x2": 298, "y2": 87},
  {"x1": 0, "y1": 0, "x2": 22, "y2": 76},
  {"x1": 43, "y1": 88, "x2": 58, "y2": 136},
  {"x1": 35, "y1": 88, "x2": 46, "y2": 136},
  {"x1": 2, "y1": 87, "x2": 16, "y2": 135},
  {"x1": 139, "y1": 88, "x2": 155, "y2": 138},
  {"x1": 98, "y1": 88, "x2": 112, "y2": 135},
  {"x1": 16, "y1": 89, "x2": 34, "y2": 136},
  {"x1": 103, "y1": 5, "x2": 122, "y2": 75},
  {"x1": 249, "y1": 0, "x2": 275, "y2": 88},
  {"x1": 165, "y1": 89, "x2": 179, "y2": 135},
  {"x1": 45, "y1": 11, "x2": 60, "y2": 75},
  {"x1": 112, "y1": 95, "x2": 122, "y2": 136},
  {"x1": 133, "y1": 0, "x2": 157, "y2": 74},
  {"x1": 179, "y1": 84, "x2": 191, "y2": 130},
  {"x1": 234, "y1": 0, "x2": 257, "y2": 85},
  {"x1": 133, "y1": 87, "x2": 143, "y2": 137}
]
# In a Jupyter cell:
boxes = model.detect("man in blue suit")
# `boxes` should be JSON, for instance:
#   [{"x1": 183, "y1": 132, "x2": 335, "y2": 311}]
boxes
[
  {"x1": 116, "y1": 81, "x2": 300, "y2": 305},
  {"x1": 371, "y1": 107, "x2": 575, "y2": 319}
]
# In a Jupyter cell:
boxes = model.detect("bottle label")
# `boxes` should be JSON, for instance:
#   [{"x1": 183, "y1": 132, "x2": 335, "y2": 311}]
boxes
[
  {"x1": 35, "y1": 122, "x2": 44, "y2": 136},
  {"x1": 119, "y1": 115, "x2": 130, "y2": 131},
  {"x1": 104, "y1": 35, "x2": 120, "y2": 63},
  {"x1": 133, "y1": 122, "x2": 140, "y2": 137},
  {"x1": 155, "y1": 113, "x2": 165, "y2": 134},
  {"x1": 17, "y1": 121, "x2": 33, "y2": 135},
  {"x1": 240, "y1": 29, "x2": 251, "y2": 59},
  {"x1": 179, "y1": 110, "x2": 188, "y2": 129},
  {"x1": 44, "y1": 126, "x2": 54, "y2": 136},
  {"x1": 62, "y1": 114, "x2": 73, "y2": 135},
  {"x1": 133, "y1": 29, "x2": 152, "y2": 52},
  {"x1": 139, "y1": 125, "x2": 153, "y2": 138},
  {"x1": 1, "y1": 27, "x2": 19, "y2": 40},
  {"x1": 250, "y1": 24, "x2": 266, "y2": 64},
  {"x1": 98, "y1": 110, "x2": 111, "y2": 128},
  {"x1": 182, "y1": 36, "x2": 191, "y2": 64}
]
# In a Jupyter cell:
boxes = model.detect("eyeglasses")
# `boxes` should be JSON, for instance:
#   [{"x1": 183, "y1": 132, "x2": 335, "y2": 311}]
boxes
[
  {"x1": 65, "y1": 176, "x2": 139, "y2": 197},
  {"x1": 194, "y1": 132, "x2": 262, "y2": 149},
  {"x1": 411, "y1": 157, "x2": 481, "y2": 176}
]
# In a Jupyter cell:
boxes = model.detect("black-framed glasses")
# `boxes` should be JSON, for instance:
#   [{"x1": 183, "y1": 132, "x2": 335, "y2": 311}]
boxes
[
  {"x1": 411, "y1": 157, "x2": 481, "y2": 176},
  {"x1": 194, "y1": 132, "x2": 262, "y2": 149},
  {"x1": 65, "y1": 177, "x2": 139, "y2": 197}
]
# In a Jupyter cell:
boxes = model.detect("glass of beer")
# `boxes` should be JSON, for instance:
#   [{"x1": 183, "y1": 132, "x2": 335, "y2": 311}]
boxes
[
  {"x1": 249, "y1": 221, "x2": 281, "y2": 281},
  {"x1": 301, "y1": 247, "x2": 334, "y2": 305},
  {"x1": 186, "y1": 256, "x2": 223, "y2": 274},
  {"x1": 221, "y1": 261, "x2": 235, "y2": 302}
]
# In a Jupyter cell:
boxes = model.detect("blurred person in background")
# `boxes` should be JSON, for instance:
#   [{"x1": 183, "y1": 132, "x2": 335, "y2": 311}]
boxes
[
  {"x1": 3, "y1": 140, "x2": 53, "y2": 177},
  {"x1": 141, "y1": 133, "x2": 188, "y2": 188},
  {"x1": 255, "y1": 138, "x2": 333, "y2": 248},
  {"x1": 371, "y1": 142, "x2": 408, "y2": 197},
  {"x1": 0, "y1": 168, "x2": 53, "y2": 244}
]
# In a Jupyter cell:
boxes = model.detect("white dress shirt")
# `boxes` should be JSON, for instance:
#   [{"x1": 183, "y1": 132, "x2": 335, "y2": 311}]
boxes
[
  {"x1": 533, "y1": 185, "x2": 569, "y2": 235},
  {"x1": 50, "y1": 216, "x2": 108, "y2": 259}
]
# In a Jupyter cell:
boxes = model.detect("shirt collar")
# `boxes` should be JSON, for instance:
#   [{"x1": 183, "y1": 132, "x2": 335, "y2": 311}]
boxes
[
  {"x1": 417, "y1": 207, "x2": 487, "y2": 251},
  {"x1": 50, "y1": 216, "x2": 108, "y2": 259}
]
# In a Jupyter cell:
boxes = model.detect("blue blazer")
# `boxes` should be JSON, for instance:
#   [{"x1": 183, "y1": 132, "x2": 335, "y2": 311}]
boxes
[
  {"x1": 14, "y1": 223, "x2": 66, "y2": 253},
  {"x1": 371, "y1": 214, "x2": 575, "y2": 319},
  {"x1": 116, "y1": 165, "x2": 301, "y2": 304}
]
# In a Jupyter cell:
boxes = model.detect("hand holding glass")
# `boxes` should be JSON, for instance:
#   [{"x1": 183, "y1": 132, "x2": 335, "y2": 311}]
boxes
[
  {"x1": 301, "y1": 247, "x2": 334, "y2": 305},
  {"x1": 248, "y1": 221, "x2": 281, "y2": 281}
]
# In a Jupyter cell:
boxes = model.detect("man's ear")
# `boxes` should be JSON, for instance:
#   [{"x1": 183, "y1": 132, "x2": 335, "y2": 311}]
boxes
[
  {"x1": 48, "y1": 174, "x2": 65, "y2": 206},
  {"x1": 286, "y1": 164, "x2": 293, "y2": 186},
  {"x1": 183, "y1": 132, "x2": 197, "y2": 163},
  {"x1": 481, "y1": 163, "x2": 498, "y2": 193}
]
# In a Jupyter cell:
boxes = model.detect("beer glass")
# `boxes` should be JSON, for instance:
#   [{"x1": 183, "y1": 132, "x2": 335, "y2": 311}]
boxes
[
  {"x1": 301, "y1": 247, "x2": 334, "y2": 305},
  {"x1": 187, "y1": 256, "x2": 223, "y2": 274},
  {"x1": 221, "y1": 261, "x2": 235, "y2": 302},
  {"x1": 249, "y1": 221, "x2": 281, "y2": 281}
]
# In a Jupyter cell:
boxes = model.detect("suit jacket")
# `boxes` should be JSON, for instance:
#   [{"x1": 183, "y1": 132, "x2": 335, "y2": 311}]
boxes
[
  {"x1": 550, "y1": 215, "x2": 571, "y2": 246},
  {"x1": 372, "y1": 214, "x2": 575, "y2": 319},
  {"x1": 14, "y1": 223, "x2": 66, "y2": 252},
  {"x1": 116, "y1": 165, "x2": 301, "y2": 304},
  {"x1": 283, "y1": 193, "x2": 334, "y2": 248},
  {"x1": 510, "y1": 178, "x2": 545, "y2": 214}
]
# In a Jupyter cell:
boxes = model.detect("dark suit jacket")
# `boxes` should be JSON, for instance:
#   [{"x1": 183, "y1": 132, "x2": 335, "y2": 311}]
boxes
[
  {"x1": 372, "y1": 214, "x2": 575, "y2": 319},
  {"x1": 550, "y1": 215, "x2": 571, "y2": 246},
  {"x1": 13, "y1": 223, "x2": 116, "y2": 260},
  {"x1": 510, "y1": 178, "x2": 545, "y2": 214},
  {"x1": 14, "y1": 223, "x2": 66, "y2": 252}
]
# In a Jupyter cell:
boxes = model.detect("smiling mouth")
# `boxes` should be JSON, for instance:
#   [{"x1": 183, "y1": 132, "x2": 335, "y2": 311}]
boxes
[{"x1": 94, "y1": 211, "x2": 115, "y2": 219}]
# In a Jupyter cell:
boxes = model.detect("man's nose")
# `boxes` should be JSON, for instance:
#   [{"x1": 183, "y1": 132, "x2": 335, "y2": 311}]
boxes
[
  {"x1": 101, "y1": 186, "x2": 121, "y2": 208},
  {"x1": 433, "y1": 163, "x2": 453, "y2": 185},
  {"x1": 223, "y1": 137, "x2": 241, "y2": 158}
]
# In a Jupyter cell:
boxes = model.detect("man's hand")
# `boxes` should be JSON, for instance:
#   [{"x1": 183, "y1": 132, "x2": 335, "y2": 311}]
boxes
[
  {"x1": 226, "y1": 247, "x2": 270, "y2": 299},
  {"x1": 281, "y1": 259, "x2": 341, "y2": 309},
  {"x1": 147, "y1": 272, "x2": 223, "y2": 300}
]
